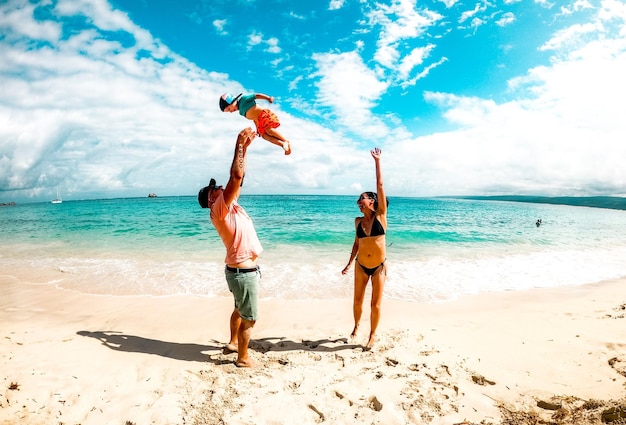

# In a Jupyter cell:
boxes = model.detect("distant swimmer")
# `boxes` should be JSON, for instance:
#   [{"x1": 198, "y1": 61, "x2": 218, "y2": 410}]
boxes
[{"x1": 536, "y1": 218, "x2": 542, "y2": 227}]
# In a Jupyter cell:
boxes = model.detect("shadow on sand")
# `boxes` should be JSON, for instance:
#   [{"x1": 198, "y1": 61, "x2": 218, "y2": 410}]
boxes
[
  {"x1": 77, "y1": 331, "x2": 364, "y2": 363},
  {"x1": 77, "y1": 330, "x2": 225, "y2": 363},
  {"x1": 250, "y1": 336, "x2": 363, "y2": 353}
]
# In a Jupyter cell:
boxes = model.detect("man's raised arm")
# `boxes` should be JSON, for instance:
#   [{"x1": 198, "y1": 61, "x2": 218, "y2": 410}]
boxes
[{"x1": 222, "y1": 127, "x2": 255, "y2": 207}]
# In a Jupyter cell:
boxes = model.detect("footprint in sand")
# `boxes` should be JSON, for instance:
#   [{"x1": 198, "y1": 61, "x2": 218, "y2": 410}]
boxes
[
  {"x1": 334, "y1": 390, "x2": 354, "y2": 406},
  {"x1": 609, "y1": 357, "x2": 626, "y2": 378},
  {"x1": 385, "y1": 357, "x2": 399, "y2": 367},
  {"x1": 368, "y1": 395, "x2": 383, "y2": 411},
  {"x1": 308, "y1": 404, "x2": 325, "y2": 422},
  {"x1": 602, "y1": 303, "x2": 626, "y2": 319}
]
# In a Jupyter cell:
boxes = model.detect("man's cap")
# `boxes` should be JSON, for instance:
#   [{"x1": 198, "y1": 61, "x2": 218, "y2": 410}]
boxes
[
  {"x1": 198, "y1": 178, "x2": 217, "y2": 208},
  {"x1": 219, "y1": 93, "x2": 241, "y2": 111}
]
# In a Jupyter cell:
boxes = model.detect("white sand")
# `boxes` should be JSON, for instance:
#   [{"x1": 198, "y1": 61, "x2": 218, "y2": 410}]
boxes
[{"x1": 2, "y1": 273, "x2": 626, "y2": 424}]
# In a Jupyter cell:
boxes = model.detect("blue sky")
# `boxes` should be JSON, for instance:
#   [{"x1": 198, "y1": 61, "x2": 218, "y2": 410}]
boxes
[{"x1": 1, "y1": 0, "x2": 625, "y2": 202}]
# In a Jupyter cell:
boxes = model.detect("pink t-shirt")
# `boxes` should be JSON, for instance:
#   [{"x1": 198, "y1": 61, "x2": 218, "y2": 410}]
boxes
[{"x1": 210, "y1": 194, "x2": 263, "y2": 265}]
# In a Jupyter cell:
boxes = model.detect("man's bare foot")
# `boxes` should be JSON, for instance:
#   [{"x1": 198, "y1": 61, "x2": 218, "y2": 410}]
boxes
[
  {"x1": 235, "y1": 357, "x2": 254, "y2": 368},
  {"x1": 283, "y1": 141, "x2": 291, "y2": 155},
  {"x1": 223, "y1": 343, "x2": 238, "y2": 354}
]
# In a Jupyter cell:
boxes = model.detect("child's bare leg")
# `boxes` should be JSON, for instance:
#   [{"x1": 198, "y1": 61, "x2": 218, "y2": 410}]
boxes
[{"x1": 262, "y1": 130, "x2": 291, "y2": 155}]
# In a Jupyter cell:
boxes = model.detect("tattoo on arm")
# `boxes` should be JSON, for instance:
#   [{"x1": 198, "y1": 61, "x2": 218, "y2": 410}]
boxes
[{"x1": 238, "y1": 144, "x2": 244, "y2": 169}]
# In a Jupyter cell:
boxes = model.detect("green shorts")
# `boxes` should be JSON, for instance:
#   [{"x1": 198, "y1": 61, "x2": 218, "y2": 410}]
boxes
[{"x1": 225, "y1": 266, "x2": 261, "y2": 321}]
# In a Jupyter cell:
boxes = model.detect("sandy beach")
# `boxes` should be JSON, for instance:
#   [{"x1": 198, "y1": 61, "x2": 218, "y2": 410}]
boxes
[{"x1": 2, "y1": 273, "x2": 626, "y2": 425}]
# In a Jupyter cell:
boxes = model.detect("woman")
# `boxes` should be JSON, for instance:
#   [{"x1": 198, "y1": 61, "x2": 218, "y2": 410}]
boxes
[{"x1": 342, "y1": 147, "x2": 387, "y2": 350}]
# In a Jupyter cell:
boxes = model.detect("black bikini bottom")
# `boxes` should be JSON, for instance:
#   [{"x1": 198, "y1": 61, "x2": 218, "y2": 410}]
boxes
[{"x1": 356, "y1": 259, "x2": 386, "y2": 276}]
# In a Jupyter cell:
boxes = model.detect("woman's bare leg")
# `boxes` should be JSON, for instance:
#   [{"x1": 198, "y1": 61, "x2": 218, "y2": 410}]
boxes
[
  {"x1": 366, "y1": 267, "x2": 386, "y2": 350},
  {"x1": 352, "y1": 266, "x2": 369, "y2": 338}
]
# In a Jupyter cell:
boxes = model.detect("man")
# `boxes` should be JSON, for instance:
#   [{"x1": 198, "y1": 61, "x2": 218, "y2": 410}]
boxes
[{"x1": 198, "y1": 127, "x2": 262, "y2": 368}]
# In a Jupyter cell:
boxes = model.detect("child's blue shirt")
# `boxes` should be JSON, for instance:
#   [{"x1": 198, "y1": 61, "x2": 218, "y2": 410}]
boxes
[{"x1": 238, "y1": 94, "x2": 256, "y2": 117}]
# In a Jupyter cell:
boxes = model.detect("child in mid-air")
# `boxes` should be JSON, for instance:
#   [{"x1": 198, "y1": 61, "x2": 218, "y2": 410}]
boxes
[{"x1": 220, "y1": 92, "x2": 292, "y2": 155}]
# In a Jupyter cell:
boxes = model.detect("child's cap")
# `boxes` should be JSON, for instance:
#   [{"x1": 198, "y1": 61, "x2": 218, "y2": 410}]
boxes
[{"x1": 219, "y1": 93, "x2": 241, "y2": 111}]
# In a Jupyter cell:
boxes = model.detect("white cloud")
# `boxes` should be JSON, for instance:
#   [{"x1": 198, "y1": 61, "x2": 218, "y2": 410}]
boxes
[
  {"x1": 247, "y1": 32, "x2": 263, "y2": 48},
  {"x1": 496, "y1": 12, "x2": 515, "y2": 26},
  {"x1": 400, "y1": 57, "x2": 448, "y2": 88},
  {"x1": 312, "y1": 51, "x2": 391, "y2": 138},
  {"x1": 542, "y1": 0, "x2": 626, "y2": 56},
  {"x1": 469, "y1": 17, "x2": 486, "y2": 30},
  {"x1": 540, "y1": 22, "x2": 597, "y2": 51},
  {"x1": 0, "y1": 0, "x2": 61, "y2": 42},
  {"x1": 438, "y1": 0, "x2": 459, "y2": 8},
  {"x1": 333, "y1": 0, "x2": 446, "y2": 103},
  {"x1": 367, "y1": 0, "x2": 443, "y2": 74},
  {"x1": 0, "y1": 0, "x2": 376, "y2": 201},
  {"x1": 455, "y1": 1, "x2": 521, "y2": 32},
  {"x1": 213, "y1": 19, "x2": 227, "y2": 35},
  {"x1": 55, "y1": 0, "x2": 157, "y2": 51},
  {"x1": 535, "y1": 0, "x2": 555, "y2": 8},
  {"x1": 329, "y1": 0, "x2": 346, "y2": 11},
  {"x1": 384, "y1": 0, "x2": 626, "y2": 196},
  {"x1": 2, "y1": 0, "x2": 626, "y2": 202},
  {"x1": 459, "y1": 2, "x2": 487, "y2": 24},
  {"x1": 289, "y1": 12, "x2": 306, "y2": 20},
  {"x1": 389, "y1": 79, "x2": 625, "y2": 196},
  {"x1": 560, "y1": 0, "x2": 593, "y2": 16},
  {"x1": 266, "y1": 37, "x2": 281, "y2": 54},
  {"x1": 247, "y1": 31, "x2": 281, "y2": 53},
  {"x1": 396, "y1": 44, "x2": 435, "y2": 80}
]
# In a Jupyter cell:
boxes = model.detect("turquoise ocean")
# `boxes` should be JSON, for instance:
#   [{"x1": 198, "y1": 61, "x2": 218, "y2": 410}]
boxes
[{"x1": 2, "y1": 195, "x2": 626, "y2": 303}]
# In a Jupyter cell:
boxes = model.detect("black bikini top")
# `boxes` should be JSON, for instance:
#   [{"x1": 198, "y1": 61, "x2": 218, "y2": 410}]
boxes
[{"x1": 356, "y1": 216, "x2": 386, "y2": 238}]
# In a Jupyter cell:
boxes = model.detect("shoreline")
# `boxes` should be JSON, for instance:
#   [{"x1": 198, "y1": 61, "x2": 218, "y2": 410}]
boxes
[
  {"x1": 2, "y1": 276, "x2": 626, "y2": 424},
  {"x1": 3, "y1": 246, "x2": 626, "y2": 303}
]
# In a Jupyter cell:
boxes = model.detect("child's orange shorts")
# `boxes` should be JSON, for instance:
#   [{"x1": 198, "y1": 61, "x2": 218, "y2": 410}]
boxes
[{"x1": 256, "y1": 109, "x2": 280, "y2": 136}]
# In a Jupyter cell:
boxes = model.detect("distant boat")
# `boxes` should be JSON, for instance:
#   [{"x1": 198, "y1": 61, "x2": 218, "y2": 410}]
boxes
[{"x1": 51, "y1": 188, "x2": 62, "y2": 204}]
